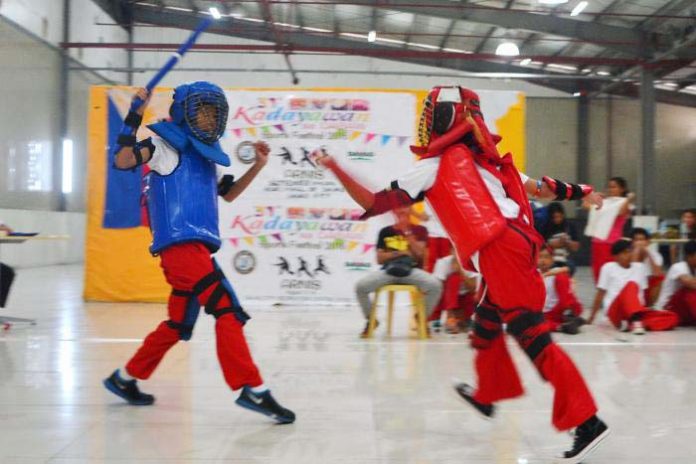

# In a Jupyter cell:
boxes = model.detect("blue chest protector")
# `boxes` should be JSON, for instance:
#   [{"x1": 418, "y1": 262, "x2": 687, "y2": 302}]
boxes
[{"x1": 146, "y1": 121, "x2": 230, "y2": 255}]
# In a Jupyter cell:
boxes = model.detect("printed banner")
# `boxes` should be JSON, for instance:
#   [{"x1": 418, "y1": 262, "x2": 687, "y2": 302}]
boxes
[{"x1": 85, "y1": 87, "x2": 525, "y2": 305}]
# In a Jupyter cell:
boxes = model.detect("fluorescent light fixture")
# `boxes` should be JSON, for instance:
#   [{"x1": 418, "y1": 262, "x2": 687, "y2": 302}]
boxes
[
  {"x1": 570, "y1": 1, "x2": 589, "y2": 16},
  {"x1": 573, "y1": 92, "x2": 582, "y2": 97},
  {"x1": 62, "y1": 138, "x2": 73, "y2": 194},
  {"x1": 209, "y1": 7, "x2": 222, "y2": 19},
  {"x1": 367, "y1": 30, "x2": 377, "y2": 42},
  {"x1": 520, "y1": 58, "x2": 532, "y2": 66},
  {"x1": 495, "y1": 42, "x2": 519, "y2": 57}
]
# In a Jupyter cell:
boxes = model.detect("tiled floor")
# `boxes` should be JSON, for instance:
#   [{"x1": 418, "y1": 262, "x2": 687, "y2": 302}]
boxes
[{"x1": 1, "y1": 265, "x2": 695, "y2": 463}]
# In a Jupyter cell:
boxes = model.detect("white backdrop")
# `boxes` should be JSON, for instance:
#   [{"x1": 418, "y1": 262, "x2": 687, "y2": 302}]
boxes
[{"x1": 215, "y1": 90, "x2": 417, "y2": 305}]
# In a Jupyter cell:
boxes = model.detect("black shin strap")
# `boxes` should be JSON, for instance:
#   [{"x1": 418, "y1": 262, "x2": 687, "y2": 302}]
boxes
[
  {"x1": 473, "y1": 304, "x2": 503, "y2": 340},
  {"x1": 507, "y1": 311, "x2": 552, "y2": 361},
  {"x1": 204, "y1": 283, "x2": 227, "y2": 314},
  {"x1": 192, "y1": 269, "x2": 225, "y2": 296}
]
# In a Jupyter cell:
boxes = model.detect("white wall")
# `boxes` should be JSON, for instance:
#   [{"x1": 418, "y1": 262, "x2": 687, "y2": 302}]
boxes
[
  {"x1": 0, "y1": 0, "x2": 127, "y2": 83},
  {"x1": 0, "y1": 209, "x2": 85, "y2": 267}
]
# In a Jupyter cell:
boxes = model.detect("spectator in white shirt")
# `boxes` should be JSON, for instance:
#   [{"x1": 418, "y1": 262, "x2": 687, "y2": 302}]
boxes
[
  {"x1": 630, "y1": 228, "x2": 664, "y2": 306},
  {"x1": 431, "y1": 253, "x2": 479, "y2": 334},
  {"x1": 589, "y1": 239, "x2": 678, "y2": 334},
  {"x1": 656, "y1": 241, "x2": 696, "y2": 325}
]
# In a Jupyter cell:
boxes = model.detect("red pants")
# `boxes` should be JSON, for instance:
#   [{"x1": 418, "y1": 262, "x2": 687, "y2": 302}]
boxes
[
  {"x1": 606, "y1": 281, "x2": 678, "y2": 331},
  {"x1": 591, "y1": 241, "x2": 613, "y2": 283},
  {"x1": 474, "y1": 221, "x2": 597, "y2": 431},
  {"x1": 645, "y1": 275, "x2": 665, "y2": 306},
  {"x1": 428, "y1": 272, "x2": 476, "y2": 322},
  {"x1": 126, "y1": 242, "x2": 263, "y2": 390},
  {"x1": 606, "y1": 282, "x2": 649, "y2": 328},
  {"x1": 665, "y1": 287, "x2": 696, "y2": 326},
  {"x1": 544, "y1": 273, "x2": 583, "y2": 332},
  {"x1": 424, "y1": 236, "x2": 452, "y2": 273}
]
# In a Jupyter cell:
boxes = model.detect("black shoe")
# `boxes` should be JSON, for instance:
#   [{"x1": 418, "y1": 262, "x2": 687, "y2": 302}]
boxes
[
  {"x1": 560, "y1": 319, "x2": 581, "y2": 335},
  {"x1": 453, "y1": 382, "x2": 495, "y2": 418},
  {"x1": 360, "y1": 319, "x2": 379, "y2": 338},
  {"x1": 236, "y1": 386, "x2": 296, "y2": 424},
  {"x1": 103, "y1": 369, "x2": 155, "y2": 406},
  {"x1": 557, "y1": 416, "x2": 610, "y2": 463}
]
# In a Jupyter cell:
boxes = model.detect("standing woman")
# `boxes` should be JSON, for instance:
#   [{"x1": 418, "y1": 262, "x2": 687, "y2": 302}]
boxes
[{"x1": 587, "y1": 177, "x2": 634, "y2": 282}]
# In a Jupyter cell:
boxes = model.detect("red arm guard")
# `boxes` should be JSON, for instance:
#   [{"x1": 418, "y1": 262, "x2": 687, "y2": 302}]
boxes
[
  {"x1": 360, "y1": 188, "x2": 417, "y2": 220},
  {"x1": 542, "y1": 176, "x2": 593, "y2": 201}
]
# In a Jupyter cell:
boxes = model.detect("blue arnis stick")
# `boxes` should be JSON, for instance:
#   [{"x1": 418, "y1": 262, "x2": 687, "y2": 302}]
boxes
[{"x1": 115, "y1": 17, "x2": 213, "y2": 150}]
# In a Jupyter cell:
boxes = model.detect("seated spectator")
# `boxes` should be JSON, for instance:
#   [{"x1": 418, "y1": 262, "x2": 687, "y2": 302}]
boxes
[
  {"x1": 0, "y1": 220, "x2": 16, "y2": 308},
  {"x1": 538, "y1": 247, "x2": 584, "y2": 335},
  {"x1": 588, "y1": 239, "x2": 677, "y2": 334},
  {"x1": 630, "y1": 227, "x2": 664, "y2": 306},
  {"x1": 430, "y1": 253, "x2": 479, "y2": 334},
  {"x1": 656, "y1": 241, "x2": 696, "y2": 326},
  {"x1": 410, "y1": 204, "x2": 450, "y2": 273},
  {"x1": 542, "y1": 202, "x2": 580, "y2": 276},
  {"x1": 671, "y1": 209, "x2": 696, "y2": 264},
  {"x1": 355, "y1": 206, "x2": 443, "y2": 337}
]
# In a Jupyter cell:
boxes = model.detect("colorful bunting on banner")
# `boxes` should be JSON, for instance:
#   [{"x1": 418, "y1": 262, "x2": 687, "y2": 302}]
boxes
[
  {"x1": 261, "y1": 126, "x2": 271, "y2": 135},
  {"x1": 349, "y1": 131, "x2": 362, "y2": 141},
  {"x1": 246, "y1": 127, "x2": 257, "y2": 137},
  {"x1": 243, "y1": 236, "x2": 254, "y2": 246},
  {"x1": 380, "y1": 135, "x2": 392, "y2": 146},
  {"x1": 272, "y1": 233, "x2": 283, "y2": 242},
  {"x1": 362, "y1": 244, "x2": 375, "y2": 254},
  {"x1": 398, "y1": 136, "x2": 409, "y2": 146},
  {"x1": 232, "y1": 128, "x2": 243, "y2": 138},
  {"x1": 229, "y1": 237, "x2": 239, "y2": 247},
  {"x1": 364, "y1": 133, "x2": 376, "y2": 143},
  {"x1": 274, "y1": 124, "x2": 285, "y2": 133},
  {"x1": 347, "y1": 241, "x2": 359, "y2": 252},
  {"x1": 258, "y1": 235, "x2": 268, "y2": 244}
]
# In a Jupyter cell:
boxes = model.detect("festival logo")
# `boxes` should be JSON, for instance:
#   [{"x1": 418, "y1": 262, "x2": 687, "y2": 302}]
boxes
[
  {"x1": 347, "y1": 151, "x2": 375, "y2": 162},
  {"x1": 275, "y1": 255, "x2": 331, "y2": 293},
  {"x1": 233, "y1": 250, "x2": 256, "y2": 274},
  {"x1": 229, "y1": 96, "x2": 372, "y2": 131},
  {"x1": 235, "y1": 141, "x2": 257, "y2": 164},
  {"x1": 344, "y1": 261, "x2": 373, "y2": 271}
]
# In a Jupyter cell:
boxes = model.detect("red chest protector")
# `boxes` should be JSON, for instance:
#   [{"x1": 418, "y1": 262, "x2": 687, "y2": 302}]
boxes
[{"x1": 425, "y1": 144, "x2": 507, "y2": 262}]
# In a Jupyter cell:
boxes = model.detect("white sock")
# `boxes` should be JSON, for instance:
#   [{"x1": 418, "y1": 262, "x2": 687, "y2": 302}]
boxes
[
  {"x1": 119, "y1": 367, "x2": 135, "y2": 381},
  {"x1": 250, "y1": 384, "x2": 268, "y2": 394}
]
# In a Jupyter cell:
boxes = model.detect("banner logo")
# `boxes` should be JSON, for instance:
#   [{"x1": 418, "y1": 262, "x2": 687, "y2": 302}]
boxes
[
  {"x1": 233, "y1": 250, "x2": 256, "y2": 274},
  {"x1": 235, "y1": 141, "x2": 257, "y2": 164}
]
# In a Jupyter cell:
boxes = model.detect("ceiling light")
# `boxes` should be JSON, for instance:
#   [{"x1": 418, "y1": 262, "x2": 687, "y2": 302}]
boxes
[
  {"x1": 209, "y1": 7, "x2": 222, "y2": 19},
  {"x1": 368, "y1": 30, "x2": 377, "y2": 43},
  {"x1": 520, "y1": 58, "x2": 532, "y2": 66},
  {"x1": 495, "y1": 42, "x2": 519, "y2": 57},
  {"x1": 570, "y1": 1, "x2": 589, "y2": 16},
  {"x1": 573, "y1": 92, "x2": 582, "y2": 97}
]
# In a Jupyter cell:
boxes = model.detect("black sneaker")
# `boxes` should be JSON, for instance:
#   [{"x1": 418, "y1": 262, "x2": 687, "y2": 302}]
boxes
[
  {"x1": 103, "y1": 369, "x2": 155, "y2": 406},
  {"x1": 360, "y1": 319, "x2": 379, "y2": 338},
  {"x1": 560, "y1": 319, "x2": 581, "y2": 335},
  {"x1": 558, "y1": 416, "x2": 610, "y2": 463},
  {"x1": 236, "y1": 386, "x2": 296, "y2": 424},
  {"x1": 453, "y1": 382, "x2": 495, "y2": 418}
]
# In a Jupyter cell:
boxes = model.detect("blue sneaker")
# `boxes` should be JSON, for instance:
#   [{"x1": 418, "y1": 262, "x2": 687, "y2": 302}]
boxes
[
  {"x1": 236, "y1": 386, "x2": 295, "y2": 424},
  {"x1": 103, "y1": 369, "x2": 155, "y2": 406}
]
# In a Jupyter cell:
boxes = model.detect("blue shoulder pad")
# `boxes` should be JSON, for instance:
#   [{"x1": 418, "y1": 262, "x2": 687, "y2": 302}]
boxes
[
  {"x1": 147, "y1": 121, "x2": 190, "y2": 152},
  {"x1": 188, "y1": 136, "x2": 231, "y2": 167}
]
